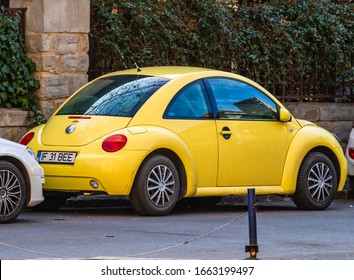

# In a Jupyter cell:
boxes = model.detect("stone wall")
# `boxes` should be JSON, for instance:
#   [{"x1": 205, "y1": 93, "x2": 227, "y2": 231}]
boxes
[
  {"x1": 10, "y1": 0, "x2": 90, "y2": 119},
  {"x1": 286, "y1": 103, "x2": 354, "y2": 145},
  {"x1": 0, "y1": 108, "x2": 29, "y2": 142},
  {"x1": 0, "y1": 0, "x2": 90, "y2": 142}
]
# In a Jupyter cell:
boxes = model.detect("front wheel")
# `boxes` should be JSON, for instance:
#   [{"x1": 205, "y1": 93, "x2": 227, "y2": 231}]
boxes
[
  {"x1": 0, "y1": 161, "x2": 27, "y2": 223},
  {"x1": 292, "y1": 152, "x2": 337, "y2": 210},
  {"x1": 130, "y1": 155, "x2": 180, "y2": 216}
]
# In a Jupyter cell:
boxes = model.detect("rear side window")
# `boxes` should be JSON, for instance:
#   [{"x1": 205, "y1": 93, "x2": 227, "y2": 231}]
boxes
[
  {"x1": 57, "y1": 75, "x2": 169, "y2": 117},
  {"x1": 164, "y1": 80, "x2": 213, "y2": 119}
]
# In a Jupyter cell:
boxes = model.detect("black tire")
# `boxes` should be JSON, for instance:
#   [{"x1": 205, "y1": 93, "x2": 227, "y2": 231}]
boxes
[
  {"x1": 0, "y1": 160, "x2": 27, "y2": 223},
  {"x1": 32, "y1": 195, "x2": 68, "y2": 212},
  {"x1": 130, "y1": 155, "x2": 180, "y2": 216},
  {"x1": 292, "y1": 152, "x2": 337, "y2": 210}
]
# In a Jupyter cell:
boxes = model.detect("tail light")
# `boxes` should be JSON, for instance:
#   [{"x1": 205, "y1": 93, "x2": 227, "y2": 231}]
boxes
[
  {"x1": 349, "y1": 148, "x2": 354, "y2": 160},
  {"x1": 19, "y1": 132, "x2": 35, "y2": 145},
  {"x1": 102, "y1": 134, "x2": 127, "y2": 152}
]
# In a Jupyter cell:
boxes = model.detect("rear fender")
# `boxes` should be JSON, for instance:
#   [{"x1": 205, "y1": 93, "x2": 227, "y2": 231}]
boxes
[{"x1": 126, "y1": 126, "x2": 198, "y2": 197}]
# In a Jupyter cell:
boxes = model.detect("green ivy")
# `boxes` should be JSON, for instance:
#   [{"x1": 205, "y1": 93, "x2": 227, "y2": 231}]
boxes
[
  {"x1": 90, "y1": 0, "x2": 353, "y2": 100},
  {"x1": 0, "y1": 7, "x2": 44, "y2": 125},
  {"x1": 233, "y1": 0, "x2": 353, "y2": 88},
  {"x1": 89, "y1": 0, "x2": 235, "y2": 76}
]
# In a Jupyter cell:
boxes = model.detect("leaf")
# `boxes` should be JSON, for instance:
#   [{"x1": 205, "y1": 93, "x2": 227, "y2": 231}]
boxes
[
  {"x1": 0, "y1": 92, "x2": 7, "y2": 101},
  {"x1": 1, "y1": 64, "x2": 10, "y2": 74}
]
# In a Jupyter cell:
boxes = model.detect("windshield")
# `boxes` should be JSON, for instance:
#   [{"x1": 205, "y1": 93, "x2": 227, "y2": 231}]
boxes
[{"x1": 57, "y1": 75, "x2": 169, "y2": 117}]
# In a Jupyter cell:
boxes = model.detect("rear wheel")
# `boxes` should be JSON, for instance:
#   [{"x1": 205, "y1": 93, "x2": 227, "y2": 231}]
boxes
[
  {"x1": 130, "y1": 155, "x2": 180, "y2": 216},
  {"x1": 292, "y1": 152, "x2": 337, "y2": 210},
  {"x1": 0, "y1": 161, "x2": 27, "y2": 223}
]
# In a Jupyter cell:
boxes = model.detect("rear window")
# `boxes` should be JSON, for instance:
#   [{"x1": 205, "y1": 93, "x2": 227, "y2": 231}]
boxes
[{"x1": 57, "y1": 75, "x2": 169, "y2": 117}]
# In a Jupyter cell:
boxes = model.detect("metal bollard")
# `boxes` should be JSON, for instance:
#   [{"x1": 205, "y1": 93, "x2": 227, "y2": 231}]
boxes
[{"x1": 245, "y1": 188, "x2": 259, "y2": 259}]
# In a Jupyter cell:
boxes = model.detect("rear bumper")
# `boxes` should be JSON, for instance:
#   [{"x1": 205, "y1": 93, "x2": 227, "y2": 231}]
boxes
[
  {"x1": 40, "y1": 150, "x2": 147, "y2": 196},
  {"x1": 27, "y1": 174, "x2": 45, "y2": 207},
  {"x1": 21, "y1": 148, "x2": 44, "y2": 207}
]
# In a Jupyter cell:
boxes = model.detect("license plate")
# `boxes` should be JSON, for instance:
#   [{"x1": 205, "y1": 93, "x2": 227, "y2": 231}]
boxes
[{"x1": 38, "y1": 151, "x2": 77, "y2": 164}]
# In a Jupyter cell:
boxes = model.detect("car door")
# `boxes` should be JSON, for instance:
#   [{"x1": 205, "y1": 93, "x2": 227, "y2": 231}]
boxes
[
  {"x1": 163, "y1": 80, "x2": 219, "y2": 188},
  {"x1": 205, "y1": 77, "x2": 291, "y2": 187}
]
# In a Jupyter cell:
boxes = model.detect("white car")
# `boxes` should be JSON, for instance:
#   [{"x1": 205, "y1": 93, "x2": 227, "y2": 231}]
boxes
[
  {"x1": 0, "y1": 137, "x2": 44, "y2": 223},
  {"x1": 345, "y1": 124, "x2": 354, "y2": 192}
]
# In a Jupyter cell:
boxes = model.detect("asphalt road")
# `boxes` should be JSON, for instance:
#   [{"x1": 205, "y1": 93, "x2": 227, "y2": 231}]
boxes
[{"x1": 1, "y1": 195, "x2": 354, "y2": 260}]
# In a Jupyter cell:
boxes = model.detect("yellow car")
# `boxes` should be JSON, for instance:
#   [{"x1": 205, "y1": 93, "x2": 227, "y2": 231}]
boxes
[{"x1": 20, "y1": 66, "x2": 347, "y2": 215}]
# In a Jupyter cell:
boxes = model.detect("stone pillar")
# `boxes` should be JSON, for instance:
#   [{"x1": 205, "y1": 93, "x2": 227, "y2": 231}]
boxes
[{"x1": 10, "y1": 0, "x2": 90, "y2": 119}]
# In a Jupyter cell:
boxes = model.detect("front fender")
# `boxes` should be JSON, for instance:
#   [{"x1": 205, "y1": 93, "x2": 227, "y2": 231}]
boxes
[
  {"x1": 281, "y1": 125, "x2": 346, "y2": 194},
  {"x1": 126, "y1": 126, "x2": 198, "y2": 196}
]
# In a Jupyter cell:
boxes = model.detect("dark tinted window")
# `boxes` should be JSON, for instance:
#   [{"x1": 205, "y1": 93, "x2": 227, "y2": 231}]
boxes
[
  {"x1": 164, "y1": 81, "x2": 213, "y2": 119},
  {"x1": 57, "y1": 75, "x2": 169, "y2": 117},
  {"x1": 207, "y1": 78, "x2": 278, "y2": 120}
]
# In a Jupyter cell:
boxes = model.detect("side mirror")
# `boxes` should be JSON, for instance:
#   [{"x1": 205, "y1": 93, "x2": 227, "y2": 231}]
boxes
[{"x1": 279, "y1": 108, "x2": 292, "y2": 122}]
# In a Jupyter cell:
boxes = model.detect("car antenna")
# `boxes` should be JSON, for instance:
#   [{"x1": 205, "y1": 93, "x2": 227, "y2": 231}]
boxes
[
  {"x1": 135, "y1": 62, "x2": 142, "y2": 72},
  {"x1": 131, "y1": 57, "x2": 142, "y2": 72}
]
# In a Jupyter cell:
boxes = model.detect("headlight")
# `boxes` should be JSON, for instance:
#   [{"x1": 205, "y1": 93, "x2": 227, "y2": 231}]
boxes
[{"x1": 26, "y1": 147, "x2": 38, "y2": 161}]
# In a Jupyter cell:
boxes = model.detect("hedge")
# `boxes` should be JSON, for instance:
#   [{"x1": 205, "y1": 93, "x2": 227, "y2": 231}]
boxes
[{"x1": 90, "y1": 0, "x2": 353, "y2": 99}]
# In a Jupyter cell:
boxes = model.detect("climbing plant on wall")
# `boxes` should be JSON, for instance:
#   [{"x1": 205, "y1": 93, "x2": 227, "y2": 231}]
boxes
[{"x1": 0, "y1": 7, "x2": 44, "y2": 125}]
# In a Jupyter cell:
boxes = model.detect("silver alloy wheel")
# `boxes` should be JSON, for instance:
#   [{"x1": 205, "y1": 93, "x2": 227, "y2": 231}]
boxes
[
  {"x1": 307, "y1": 162, "x2": 333, "y2": 202},
  {"x1": 0, "y1": 170, "x2": 22, "y2": 218},
  {"x1": 147, "y1": 164, "x2": 175, "y2": 207}
]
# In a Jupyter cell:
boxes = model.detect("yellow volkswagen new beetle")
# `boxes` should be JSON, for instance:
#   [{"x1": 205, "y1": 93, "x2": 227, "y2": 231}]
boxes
[{"x1": 20, "y1": 66, "x2": 347, "y2": 215}]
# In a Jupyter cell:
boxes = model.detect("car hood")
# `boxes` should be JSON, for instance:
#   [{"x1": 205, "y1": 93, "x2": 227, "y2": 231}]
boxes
[
  {"x1": 41, "y1": 115, "x2": 131, "y2": 146},
  {"x1": 296, "y1": 119, "x2": 316, "y2": 127},
  {"x1": 0, "y1": 138, "x2": 26, "y2": 156}
]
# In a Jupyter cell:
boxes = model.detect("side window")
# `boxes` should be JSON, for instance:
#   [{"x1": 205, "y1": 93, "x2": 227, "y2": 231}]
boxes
[
  {"x1": 164, "y1": 81, "x2": 213, "y2": 119},
  {"x1": 207, "y1": 78, "x2": 278, "y2": 120}
]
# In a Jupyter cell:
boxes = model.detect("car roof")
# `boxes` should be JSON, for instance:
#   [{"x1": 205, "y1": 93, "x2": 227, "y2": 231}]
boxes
[{"x1": 100, "y1": 66, "x2": 218, "y2": 80}]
